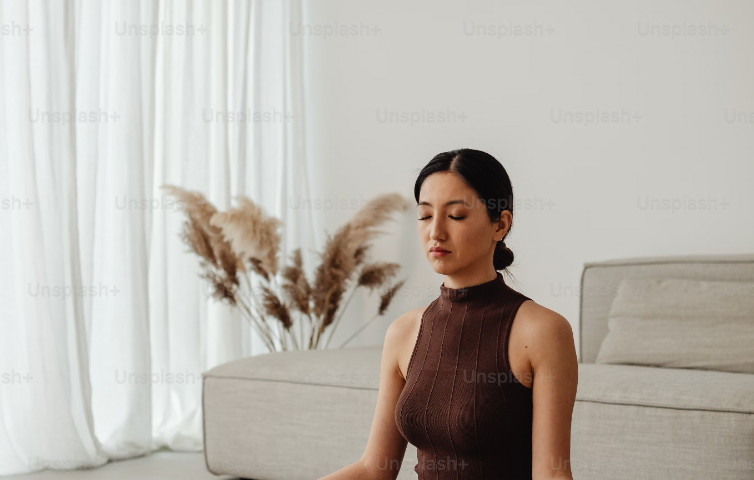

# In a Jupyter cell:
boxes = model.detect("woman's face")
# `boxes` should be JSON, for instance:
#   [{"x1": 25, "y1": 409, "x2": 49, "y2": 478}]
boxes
[{"x1": 417, "y1": 171, "x2": 510, "y2": 275}]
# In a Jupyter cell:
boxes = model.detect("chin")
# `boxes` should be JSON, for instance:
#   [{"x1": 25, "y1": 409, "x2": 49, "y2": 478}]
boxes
[{"x1": 428, "y1": 261, "x2": 455, "y2": 275}]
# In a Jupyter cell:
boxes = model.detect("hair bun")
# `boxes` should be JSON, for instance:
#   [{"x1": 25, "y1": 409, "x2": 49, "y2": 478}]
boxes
[{"x1": 493, "y1": 239, "x2": 514, "y2": 270}]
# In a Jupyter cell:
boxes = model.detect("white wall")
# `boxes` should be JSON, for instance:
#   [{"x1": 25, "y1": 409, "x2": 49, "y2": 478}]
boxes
[{"x1": 301, "y1": 0, "x2": 754, "y2": 356}]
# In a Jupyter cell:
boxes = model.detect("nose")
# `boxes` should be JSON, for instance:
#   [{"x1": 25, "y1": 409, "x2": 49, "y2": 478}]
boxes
[{"x1": 429, "y1": 217, "x2": 446, "y2": 242}]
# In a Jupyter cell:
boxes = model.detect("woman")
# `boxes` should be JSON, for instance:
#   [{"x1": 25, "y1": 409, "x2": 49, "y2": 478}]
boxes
[{"x1": 320, "y1": 149, "x2": 577, "y2": 480}]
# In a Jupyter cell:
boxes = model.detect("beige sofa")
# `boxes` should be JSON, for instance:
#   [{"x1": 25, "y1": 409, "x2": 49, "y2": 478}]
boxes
[
  {"x1": 203, "y1": 253, "x2": 754, "y2": 480},
  {"x1": 572, "y1": 253, "x2": 754, "y2": 479}
]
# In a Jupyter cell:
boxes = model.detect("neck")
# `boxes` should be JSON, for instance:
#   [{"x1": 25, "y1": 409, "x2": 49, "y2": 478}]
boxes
[
  {"x1": 439, "y1": 271, "x2": 505, "y2": 302},
  {"x1": 441, "y1": 269, "x2": 500, "y2": 290}
]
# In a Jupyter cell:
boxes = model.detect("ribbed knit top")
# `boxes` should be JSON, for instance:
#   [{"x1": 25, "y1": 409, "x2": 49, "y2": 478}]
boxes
[{"x1": 395, "y1": 271, "x2": 533, "y2": 480}]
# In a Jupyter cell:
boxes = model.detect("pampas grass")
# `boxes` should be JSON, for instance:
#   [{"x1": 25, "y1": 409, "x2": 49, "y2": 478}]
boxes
[{"x1": 162, "y1": 185, "x2": 409, "y2": 352}]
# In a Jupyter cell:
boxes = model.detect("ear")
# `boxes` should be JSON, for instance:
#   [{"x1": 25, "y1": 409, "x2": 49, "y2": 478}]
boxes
[{"x1": 495, "y1": 210, "x2": 512, "y2": 239}]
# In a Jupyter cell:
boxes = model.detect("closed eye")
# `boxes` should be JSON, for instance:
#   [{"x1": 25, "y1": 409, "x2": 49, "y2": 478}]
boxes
[{"x1": 418, "y1": 216, "x2": 465, "y2": 220}]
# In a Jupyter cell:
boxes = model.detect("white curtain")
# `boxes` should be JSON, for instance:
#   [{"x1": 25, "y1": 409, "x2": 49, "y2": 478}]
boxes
[{"x1": 0, "y1": 0, "x2": 314, "y2": 475}]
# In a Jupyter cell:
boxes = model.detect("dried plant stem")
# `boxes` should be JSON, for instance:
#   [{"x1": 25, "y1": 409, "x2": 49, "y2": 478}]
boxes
[
  {"x1": 312, "y1": 286, "x2": 338, "y2": 349},
  {"x1": 324, "y1": 286, "x2": 358, "y2": 349},
  {"x1": 250, "y1": 298, "x2": 281, "y2": 349},
  {"x1": 305, "y1": 312, "x2": 317, "y2": 350},
  {"x1": 292, "y1": 321, "x2": 301, "y2": 350},
  {"x1": 268, "y1": 275, "x2": 284, "y2": 351},
  {"x1": 279, "y1": 320, "x2": 288, "y2": 351},
  {"x1": 235, "y1": 297, "x2": 276, "y2": 352},
  {"x1": 298, "y1": 314, "x2": 304, "y2": 351},
  {"x1": 308, "y1": 322, "x2": 315, "y2": 349},
  {"x1": 239, "y1": 275, "x2": 285, "y2": 352},
  {"x1": 283, "y1": 323, "x2": 290, "y2": 350},
  {"x1": 313, "y1": 316, "x2": 324, "y2": 349},
  {"x1": 239, "y1": 274, "x2": 278, "y2": 347},
  {"x1": 285, "y1": 320, "x2": 300, "y2": 351},
  {"x1": 309, "y1": 312, "x2": 323, "y2": 349},
  {"x1": 338, "y1": 312, "x2": 380, "y2": 349},
  {"x1": 266, "y1": 274, "x2": 299, "y2": 351}
]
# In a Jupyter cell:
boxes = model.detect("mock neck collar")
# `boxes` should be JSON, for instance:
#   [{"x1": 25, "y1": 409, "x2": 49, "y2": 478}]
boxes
[{"x1": 439, "y1": 271, "x2": 505, "y2": 302}]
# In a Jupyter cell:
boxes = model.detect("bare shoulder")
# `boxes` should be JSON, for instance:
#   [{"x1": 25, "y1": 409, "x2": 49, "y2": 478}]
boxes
[
  {"x1": 389, "y1": 305, "x2": 430, "y2": 340},
  {"x1": 387, "y1": 305, "x2": 429, "y2": 382},
  {"x1": 516, "y1": 299, "x2": 571, "y2": 328},
  {"x1": 513, "y1": 299, "x2": 576, "y2": 367},
  {"x1": 385, "y1": 306, "x2": 422, "y2": 344}
]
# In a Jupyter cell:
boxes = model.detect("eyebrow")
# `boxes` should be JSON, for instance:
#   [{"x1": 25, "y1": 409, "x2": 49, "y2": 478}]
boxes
[{"x1": 417, "y1": 199, "x2": 469, "y2": 207}]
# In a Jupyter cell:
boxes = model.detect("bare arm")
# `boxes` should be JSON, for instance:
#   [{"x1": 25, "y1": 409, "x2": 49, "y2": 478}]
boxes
[
  {"x1": 318, "y1": 312, "x2": 413, "y2": 480},
  {"x1": 527, "y1": 309, "x2": 578, "y2": 480}
]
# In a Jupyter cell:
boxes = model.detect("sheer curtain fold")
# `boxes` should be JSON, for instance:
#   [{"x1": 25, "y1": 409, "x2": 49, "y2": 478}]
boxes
[{"x1": 0, "y1": 0, "x2": 310, "y2": 475}]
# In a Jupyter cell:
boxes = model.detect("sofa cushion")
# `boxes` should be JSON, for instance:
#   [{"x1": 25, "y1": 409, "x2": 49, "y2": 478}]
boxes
[
  {"x1": 578, "y1": 254, "x2": 754, "y2": 364},
  {"x1": 202, "y1": 346, "x2": 420, "y2": 480},
  {"x1": 205, "y1": 345, "x2": 382, "y2": 389},
  {"x1": 577, "y1": 362, "x2": 754, "y2": 414},
  {"x1": 595, "y1": 277, "x2": 754, "y2": 374},
  {"x1": 573, "y1": 362, "x2": 754, "y2": 480}
]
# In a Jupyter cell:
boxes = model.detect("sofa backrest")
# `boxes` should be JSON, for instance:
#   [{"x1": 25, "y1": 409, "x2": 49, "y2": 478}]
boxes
[{"x1": 579, "y1": 253, "x2": 754, "y2": 363}]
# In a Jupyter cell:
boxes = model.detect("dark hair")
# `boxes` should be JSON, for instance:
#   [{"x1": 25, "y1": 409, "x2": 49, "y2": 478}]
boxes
[{"x1": 414, "y1": 148, "x2": 516, "y2": 274}]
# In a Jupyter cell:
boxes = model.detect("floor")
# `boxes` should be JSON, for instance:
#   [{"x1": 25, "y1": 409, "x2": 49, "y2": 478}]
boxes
[{"x1": 4, "y1": 452, "x2": 239, "y2": 480}]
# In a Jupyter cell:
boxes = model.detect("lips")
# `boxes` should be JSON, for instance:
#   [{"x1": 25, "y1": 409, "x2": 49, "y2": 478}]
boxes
[{"x1": 430, "y1": 247, "x2": 450, "y2": 253}]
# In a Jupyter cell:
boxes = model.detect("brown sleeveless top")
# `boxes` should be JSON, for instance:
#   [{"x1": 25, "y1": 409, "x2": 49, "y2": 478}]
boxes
[{"x1": 395, "y1": 271, "x2": 533, "y2": 479}]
